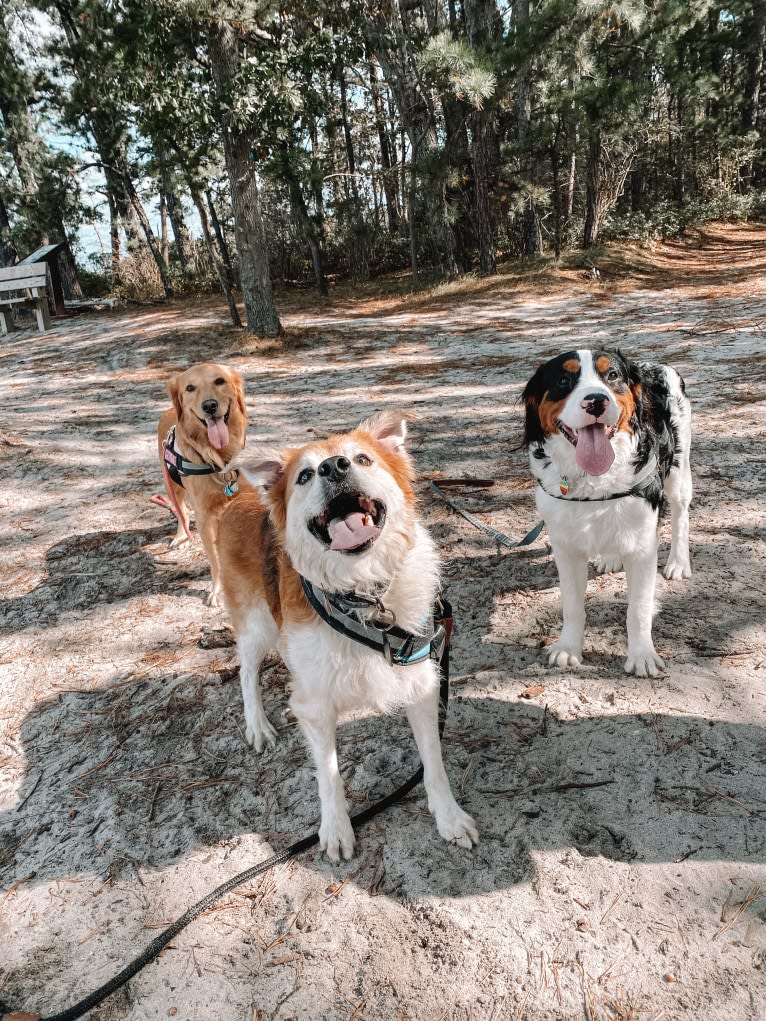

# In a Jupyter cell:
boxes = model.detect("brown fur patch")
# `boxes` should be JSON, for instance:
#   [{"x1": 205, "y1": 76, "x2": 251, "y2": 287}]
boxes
[
  {"x1": 615, "y1": 388, "x2": 636, "y2": 434},
  {"x1": 562, "y1": 357, "x2": 580, "y2": 373},
  {"x1": 538, "y1": 395, "x2": 567, "y2": 436},
  {"x1": 596, "y1": 355, "x2": 611, "y2": 374}
]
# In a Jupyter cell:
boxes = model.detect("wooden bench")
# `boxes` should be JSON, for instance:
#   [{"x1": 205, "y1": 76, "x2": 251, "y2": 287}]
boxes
[{"x1": 0, "y1": 264, "x2": 51, "y2": 334}]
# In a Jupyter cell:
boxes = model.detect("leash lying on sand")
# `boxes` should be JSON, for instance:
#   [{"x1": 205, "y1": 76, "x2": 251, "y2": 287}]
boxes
[
  {"x1": 0, "y1": 600, "x2": 454, "y2": 1021},
  {"x1": 429, "y1": 478, "x2": 545, "y2": 549},
  {"x1": 9, "y1": 480, "x2": 544, "y2": 1021}
]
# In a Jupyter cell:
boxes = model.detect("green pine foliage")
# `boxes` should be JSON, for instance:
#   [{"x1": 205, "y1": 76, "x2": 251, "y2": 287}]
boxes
[{"x1": 1, "y1": 0, "x2": 765, "y2": 293}]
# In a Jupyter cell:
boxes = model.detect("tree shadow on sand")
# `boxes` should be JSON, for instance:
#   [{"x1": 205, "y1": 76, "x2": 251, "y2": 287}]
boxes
[{"x1": 2, "y1": 649, "x2": 764, "y2": 902}]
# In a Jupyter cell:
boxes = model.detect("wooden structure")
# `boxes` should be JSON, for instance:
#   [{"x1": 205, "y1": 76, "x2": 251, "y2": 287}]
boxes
[
  {"x1": 18, "y1": 242, "x2": 68, "y2": 315},
  {"x1": 0, "y1": 263, "x2": 51, "y2": 334}
]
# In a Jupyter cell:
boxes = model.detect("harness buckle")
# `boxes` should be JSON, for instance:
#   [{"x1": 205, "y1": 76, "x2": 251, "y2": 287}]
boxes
[{"x1": 371, "y1": 600, "x2": 396, "y2": 630}]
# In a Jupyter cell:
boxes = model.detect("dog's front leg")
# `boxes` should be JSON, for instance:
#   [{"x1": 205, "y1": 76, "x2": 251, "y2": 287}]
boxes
[
  {"x1": 663, "y1": 462, "x2": 693, "y2": 581},
  {"x1": 623, "y1": 550, "x2": 664, "y2": 677},
  {"x1": 406, "y1": 679, "x2": 478, "y2": 849},
  {"x1": 198, "y1": 517, "x2": 223, "y2": 607},
  {"x1": 548, "y1": 547, "x2": 588, "y2": 668},
  {"x1": 237, "y1": 609, "x2": 279, "y2": 751},
  {"x1": 293, "y1": 704, "x2": 354, "y2": 861}
]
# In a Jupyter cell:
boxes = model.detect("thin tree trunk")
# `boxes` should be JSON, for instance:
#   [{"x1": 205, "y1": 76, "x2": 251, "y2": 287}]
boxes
[
  {"x1": 369, "y1": 54, "x2": 401, "y2": 233},
  {"x1": 192, "y1": 188, "x2": 242, "y2": 327},
  {"x1": 123, "y1": 173, "x2": 174, "y2": 296},
  {"x1": 108, "y1": 190, "x2": 121, "y2": 285},
  {"x1": 0, "y1": 192, "x2": 18, "y2": 267},
  {"x1": 159, "y1": 193, "x2": 169, "y2": 267},
  {"x1": 205, "y1": 189, "x2": 234, "y2": 281}
]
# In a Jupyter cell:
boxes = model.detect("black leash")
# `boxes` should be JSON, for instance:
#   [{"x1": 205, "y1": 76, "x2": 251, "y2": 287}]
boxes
[
  {"x1": 429, "y1": 479, "x2": 544, "y2": 549},
  {"x1": 2, "y1": 601, "x2": 453, "y2": 1021}
]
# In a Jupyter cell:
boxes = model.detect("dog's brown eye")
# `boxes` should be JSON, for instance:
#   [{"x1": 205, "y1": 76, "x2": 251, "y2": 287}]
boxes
[
  {"x1": 297, "y1": 467, "x2": 314, "y2": 485},
  {"x1": 214, "y1": 377, "x2": 225, "y2": 385},
  {"x1": 606, "y1": 368, "x2": 621, "y2": 382},
  {"x1": 186, "y1": 384, "x2": 196, "y2": 393},
  {"x1": 355, "y1": 454, "x2": 372, "y2": 466}
]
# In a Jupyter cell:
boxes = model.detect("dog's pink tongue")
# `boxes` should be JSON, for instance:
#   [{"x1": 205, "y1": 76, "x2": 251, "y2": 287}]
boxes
[
  {"x1": 328, "y1": 511, "x2": 380, "y2": 551},
  {"x1": 207, "y1": 418, "x2": 229, "y2": 450},
  {"x1": 575, "y1": 424, "x2": 615, "y2": 476}
]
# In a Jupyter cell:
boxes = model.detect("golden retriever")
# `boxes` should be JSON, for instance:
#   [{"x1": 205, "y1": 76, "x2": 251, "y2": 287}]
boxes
[{"x1": 156, "y1": 362, "x2": 249, "y2": 606}]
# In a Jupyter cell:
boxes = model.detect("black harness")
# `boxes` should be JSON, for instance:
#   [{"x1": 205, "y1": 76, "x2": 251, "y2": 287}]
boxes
[
  {"x1": 538, "y1": 481, "x2": 655, "y2": 502},
  {"x1": 163, "y1": 426, "x2": 239, "y2": 496},
  {"x1": 300, "y1": 575, "x2": 450, "y2": 667}
]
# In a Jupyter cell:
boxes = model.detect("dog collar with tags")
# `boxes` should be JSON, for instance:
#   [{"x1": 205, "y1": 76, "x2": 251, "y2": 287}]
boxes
[
  {"x1": 299, "y1": 576, "x2": 447, "y2": 667},
  {"x1": 163, "y1": 426, "x2": 238, "y2": 496}
]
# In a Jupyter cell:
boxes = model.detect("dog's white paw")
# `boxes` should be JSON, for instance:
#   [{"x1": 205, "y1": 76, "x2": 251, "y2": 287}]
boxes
[
  {"x1": 548, "y1": 644, "x2": 582, "y2": 669},
  {"x1": 624, "y1": 647, "x2": 665, "y2": 677},
  {"x1": 663, "y1": 557, "x2": 692, "y2": 581},
  {"x1": 592, "y1": 555, "x2": 623, "y2": 574},
  {"x1": 168, "y1": 534, "x2": 190, "y2": 550},
  {"x1": 435, "y1": 802, "x2": 479, "y2": 849},
  {"x1": 245, "y1": 714, "x2": 278, "y2": 752},
  {"x1": 320, "y1": 811, "x2": 355, "y2": 862}
]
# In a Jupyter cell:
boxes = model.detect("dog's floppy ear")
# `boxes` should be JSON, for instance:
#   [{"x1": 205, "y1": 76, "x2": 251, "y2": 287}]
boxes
[
  {"x1": 167, "y1": 375, "x2": 183, "y2": 419},
  {"x1": 520, "y1": 369, "x2": 546, "y2": 447},
  {"x1": 231, "y1": 369, "x2": 248, "y2": 422},
  {"x1": 620, "y1": 351, "x2": 650, "y2": 432},
  {"x1": 234, "y1": 448, "x2": 285, "y2": 490},
  {"x1": 358, "y1": 410, "x2": 410, "y2": 453}
]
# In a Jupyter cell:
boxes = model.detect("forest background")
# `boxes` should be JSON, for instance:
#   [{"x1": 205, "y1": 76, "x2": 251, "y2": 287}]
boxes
[{"x1": 2, "y1": 0, "x2": 766, "y2": 335}]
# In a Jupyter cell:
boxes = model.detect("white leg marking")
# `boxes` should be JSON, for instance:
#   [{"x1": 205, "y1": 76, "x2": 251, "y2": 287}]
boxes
[
  {"x1": 237, "y1": 608, "x2": 279, "y2": 751},
  {"x1": 406, "y1": 686, "x2": 478, "y2": 849},
  {"x1": 295, "y1": 708, "x2": 354, "y2": 862},
  {"x1": 548, "y1": 549, "x2": 588, "y2": 668},
  {"x1": 663, "y1": 385, "x2": 692, "y2": 580},
  {"x1": 623, "y1": 549, "x2": 664, "y2": 676}
]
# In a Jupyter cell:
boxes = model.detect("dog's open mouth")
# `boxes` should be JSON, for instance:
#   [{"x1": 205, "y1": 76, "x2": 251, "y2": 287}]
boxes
[
  {"x1": 558, "y1": 421, "x2": 617, "y2": 476},
  {"x1": 309, "y1": 493, "x2": 385, "y2": 553},
  {"x1": 197, "y1": 408, "x2": 230, "y2": 450}
]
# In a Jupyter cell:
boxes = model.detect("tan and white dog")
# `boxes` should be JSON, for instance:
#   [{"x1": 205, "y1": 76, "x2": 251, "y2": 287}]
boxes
[
  {"x1": 217, "y1": 411, "x2": 478, "y2": 861},
  {"x1": 156, "y1": 362, "x2": 249, "y2": 606}
]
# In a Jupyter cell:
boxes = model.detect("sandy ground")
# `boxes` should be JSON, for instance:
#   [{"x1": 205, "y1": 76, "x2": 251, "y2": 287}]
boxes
[{"x1": 1, "y1": 223, "x2": 765, "y2": 1021}]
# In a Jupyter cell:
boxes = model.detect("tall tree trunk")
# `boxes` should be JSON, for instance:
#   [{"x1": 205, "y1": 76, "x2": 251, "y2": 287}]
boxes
[
  {"x1": 514, "y1": 0, "x2": 541, "y2": 256},
  {"x1": 369, "y1": 54, "x2": 401, "y2": 234},
  {"x1": 741, "y1": 0, "x2": 766, "y2": 189},
  {"x1": 464, "y1": 0, "x2": 499, "y2": 275},
  {"x1": 583, "y1": 126, "x2": 601, "y2": 248},
  {"x1": 207, "y1": 19, "x2": 281, "y2": 336}
]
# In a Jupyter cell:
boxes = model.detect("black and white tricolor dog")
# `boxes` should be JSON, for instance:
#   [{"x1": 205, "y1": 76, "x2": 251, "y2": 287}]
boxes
[{"x1": 522, "y1": 349, "x2": 692, "y2": 677}]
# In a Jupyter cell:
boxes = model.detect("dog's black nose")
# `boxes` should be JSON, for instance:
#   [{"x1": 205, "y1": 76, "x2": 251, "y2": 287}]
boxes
[
  {"x1": 318, "y1": 455, "x2": 351, "y2": 482},
  {"x1": 580, "y1": 392, "x2": 608, "y2": 417},
  {"x1": 202, "y1": 398, "x2": 219, "y2": 417}
]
